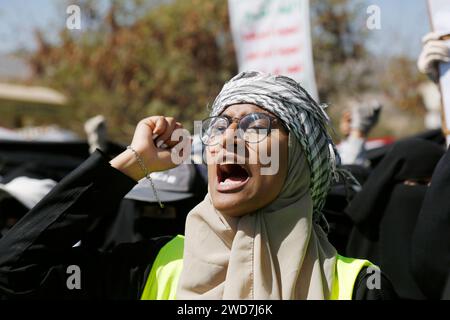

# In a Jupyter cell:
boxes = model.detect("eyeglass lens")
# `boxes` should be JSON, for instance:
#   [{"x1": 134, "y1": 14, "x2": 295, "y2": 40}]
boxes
[{"x1": 201, "y1": 113, "x2": 271, "y2": 145}]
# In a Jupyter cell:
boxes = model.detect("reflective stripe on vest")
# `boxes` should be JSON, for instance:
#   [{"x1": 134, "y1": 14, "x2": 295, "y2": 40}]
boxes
[
  {"x1": 141, "y1": 235, "x2": 375, "y2": 300},
  {"x1": 330, "y1": 254, "x2": 375, "y2": 300},
  {"x1": 141, "y1": 235, "x2": 184, "y2": 300}
]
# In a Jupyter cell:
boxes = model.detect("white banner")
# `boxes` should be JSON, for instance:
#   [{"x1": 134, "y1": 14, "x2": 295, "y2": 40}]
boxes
[
  {"x1": 428, "y1": 0, "x2": 450, "y2": 141},
  {"x1": 228, "y1": 0, "x2": 318, "y2": 101}
]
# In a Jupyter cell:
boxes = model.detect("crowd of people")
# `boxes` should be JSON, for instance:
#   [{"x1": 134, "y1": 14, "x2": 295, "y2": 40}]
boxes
[{"x1": 0, "y1": 32, "x2": 449, "y2": 300}]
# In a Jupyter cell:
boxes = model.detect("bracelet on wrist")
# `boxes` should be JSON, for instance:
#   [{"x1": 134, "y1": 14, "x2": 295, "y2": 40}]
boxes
[{"x1": 126, "y1": 145, "x2": 164, "y2": 209}]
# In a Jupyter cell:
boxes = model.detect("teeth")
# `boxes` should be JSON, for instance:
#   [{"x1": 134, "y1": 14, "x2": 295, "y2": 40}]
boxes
[{"x1": 219, "y1": 178, "x2": 245, "y2": 186}]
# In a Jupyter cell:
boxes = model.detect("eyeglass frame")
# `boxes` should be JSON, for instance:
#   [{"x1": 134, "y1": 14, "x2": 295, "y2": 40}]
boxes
[{"x1": 200, "y1": 112, "x2": 283, "y2": 146}]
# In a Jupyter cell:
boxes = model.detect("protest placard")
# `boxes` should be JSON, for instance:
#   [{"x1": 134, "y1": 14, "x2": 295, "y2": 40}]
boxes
[{"x1": 228, "y1": 0, "x2": 318, "y2": 101}]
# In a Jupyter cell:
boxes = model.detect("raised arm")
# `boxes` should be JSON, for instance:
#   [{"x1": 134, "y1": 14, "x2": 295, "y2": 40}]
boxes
[{"x1": 0, "y1": 116, "x2": 187, "y2": 299}]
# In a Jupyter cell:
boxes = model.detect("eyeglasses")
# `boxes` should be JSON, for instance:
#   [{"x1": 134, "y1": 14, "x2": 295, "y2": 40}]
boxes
[{"x1": 201, "y1": 112, "x2": 279, "y2": 146}]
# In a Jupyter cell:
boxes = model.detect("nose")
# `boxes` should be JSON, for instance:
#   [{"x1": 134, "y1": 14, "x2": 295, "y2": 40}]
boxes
[{"x1": 220, "y1": 122, "x2": 240, "y2": 150}]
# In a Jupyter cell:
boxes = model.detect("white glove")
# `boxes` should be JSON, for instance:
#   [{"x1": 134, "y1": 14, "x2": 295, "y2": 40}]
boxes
[
  {"x1": 350, "y1": 100, "x2": 382, "y2": 135},
  {"x1": 417, "y1": 32, "x2": 450, "y2": 83},
  {"x1": 84, "y1": 115, "x2": 107, "y2": 153}
]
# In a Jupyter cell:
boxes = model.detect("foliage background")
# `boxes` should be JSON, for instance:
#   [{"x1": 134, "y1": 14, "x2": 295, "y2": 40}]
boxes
[{"x1": 8, "y1": 0, "x2": 429, "y2": 142}]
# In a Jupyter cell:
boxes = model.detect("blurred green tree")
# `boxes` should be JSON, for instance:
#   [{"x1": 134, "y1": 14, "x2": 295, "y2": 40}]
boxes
[
  {"x1": 29, "y1": 0, "x2": 237, "y2": 141},
  {"x1": 27, "y1": 0, "x2": 426, "y2": 141},
  {"x1": 310, "y1": 0, "x2": 372, "y2": 101}
]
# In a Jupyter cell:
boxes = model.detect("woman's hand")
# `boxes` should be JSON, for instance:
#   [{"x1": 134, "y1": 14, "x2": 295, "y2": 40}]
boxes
[{"x1": 110, "y1": 116, "x2": 187, "y2": 181}]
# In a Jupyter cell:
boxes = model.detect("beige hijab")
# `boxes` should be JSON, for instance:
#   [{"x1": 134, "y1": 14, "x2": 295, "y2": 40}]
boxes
[{"x1": 177, "y1": 135, "x2": 338, "y2": 299}]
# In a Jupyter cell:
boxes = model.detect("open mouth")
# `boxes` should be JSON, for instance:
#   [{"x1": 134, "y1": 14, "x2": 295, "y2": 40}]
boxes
[{"x1": 216, "y1": 163, "x2": 250, "y2": 192}]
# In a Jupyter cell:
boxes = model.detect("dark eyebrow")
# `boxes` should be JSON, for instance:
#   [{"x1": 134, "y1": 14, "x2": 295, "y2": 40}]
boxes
[{"x1": 222, "y1": 109, "x2": 274, "y2": 118}]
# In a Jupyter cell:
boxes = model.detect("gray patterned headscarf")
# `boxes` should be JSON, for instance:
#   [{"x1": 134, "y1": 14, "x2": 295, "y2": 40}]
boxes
[{"x1": 210, "y1": 71, "x2": 340, "y2": 226}]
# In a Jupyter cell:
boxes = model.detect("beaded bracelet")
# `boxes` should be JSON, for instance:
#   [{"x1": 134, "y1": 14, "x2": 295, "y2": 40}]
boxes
[{"x1": 126, "y1": 145, "x2": 164, "y2": 209}]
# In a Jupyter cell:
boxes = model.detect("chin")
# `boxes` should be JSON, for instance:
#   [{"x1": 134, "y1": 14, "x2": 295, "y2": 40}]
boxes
[
  {"x1": 208, "y1": 162, "x2": 279, "y2": 216},
  {"x1": 211, "y1": 192, "x2": 255, "y2": 217},
  {"x1": 207, "y1": 162, "x2": 255, "y2": 216}
]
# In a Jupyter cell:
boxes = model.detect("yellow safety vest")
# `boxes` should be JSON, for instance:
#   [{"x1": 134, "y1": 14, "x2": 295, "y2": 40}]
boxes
[{"x1": 141, "y1": 235, "x2": 376, "y2": 300}]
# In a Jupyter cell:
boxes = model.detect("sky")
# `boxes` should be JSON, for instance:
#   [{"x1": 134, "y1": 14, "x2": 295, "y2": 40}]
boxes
[
  {"x1": 0, "y1": 0, "x2": 61, "y2": 53},
  {"x1": 363, "y1": 0, "x2": 430, "y2": 57},
  {"x1": 0, "y1": 0, "x2": 431, "y2": 58}
]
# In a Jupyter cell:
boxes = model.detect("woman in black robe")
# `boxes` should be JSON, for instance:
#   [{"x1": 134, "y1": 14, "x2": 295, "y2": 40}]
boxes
[
  {"x1": 345, "y1": 138, "x2": 444, "y2": 299},
  {"x1": 411, "y1": 145, "x2": 450, "y2": 299}
]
